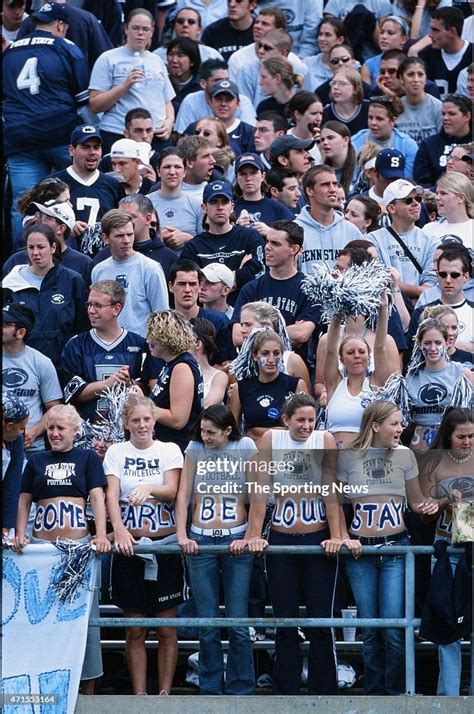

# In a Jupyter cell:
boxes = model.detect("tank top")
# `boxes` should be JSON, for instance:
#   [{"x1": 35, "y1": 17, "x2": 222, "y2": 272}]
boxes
[
  {"x1": 149, "y1": 351, "x2": 204, "y2": 451},
  {"x1": 406, "y1": 362, "x2": 466, "y2": 427},
  {"x1": 326, "y1": 377, "x2": 372, "y2": 433},
  {"x1": 270, "y1": 429, "x2": 328, "y2": 529},
  {"x1": 238, "y1": 372, "x2": 300, "y2": 429}
]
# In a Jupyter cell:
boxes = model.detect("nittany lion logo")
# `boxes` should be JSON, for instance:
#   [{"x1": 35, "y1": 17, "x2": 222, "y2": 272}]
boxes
[
  {"x1": 3, "y1": 368, "x2": 28, "y2": 388},
  {"x1": 418, "y1": 383, "x2": 448, "y2": 405}
]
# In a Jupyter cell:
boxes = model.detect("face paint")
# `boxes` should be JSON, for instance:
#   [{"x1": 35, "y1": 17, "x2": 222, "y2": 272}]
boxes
[
  {"x1": 257, "y1": 356, "x2": 267, "y2": 367},
  {"x1": 421, "y1": 346, "x2": 444, "y2": 358},
  {"x1": 275, "y1": 356, "x2": 282, "y2": 369}
]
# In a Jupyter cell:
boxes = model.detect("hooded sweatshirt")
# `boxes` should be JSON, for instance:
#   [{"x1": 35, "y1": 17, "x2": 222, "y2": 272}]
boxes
[{"x1": 295, "y1": 206, "x2": 362, "y2": 273}]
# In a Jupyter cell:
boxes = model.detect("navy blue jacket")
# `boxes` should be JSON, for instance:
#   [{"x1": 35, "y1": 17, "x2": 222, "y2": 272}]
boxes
[
  {"x1": 3, "y1": 435, "x2": 25, "y2": 529},
  {"x1": 414, "y1": 129, "x2": 472, "y2": 188},
  {"x1": 2, "y1": 263, "x2": 89, "y2": 366}
]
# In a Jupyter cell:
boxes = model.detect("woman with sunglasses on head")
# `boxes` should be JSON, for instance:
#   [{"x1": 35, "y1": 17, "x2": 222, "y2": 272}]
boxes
[
  {"x1": 320, "y1": 121, "x2": 357, "y2": 196},
  {"x1": 315, "y1": 44, "x2": 372, "y2": 106},
  {"x1": 446, "y1": 143, "x2": 474, "y2": 181},
  {"x1": 422, "y1": 172, "x2": 474, "y2": 251},
  {"x1": 323, "y1": 68, "x2": 370, "y2": 136},
  {"x1": 360, "y1": 15, "x2": 409, "y2": 90},
  {"x1": 337, "y1": 399, "x2": 438, "y2": 695},
  {"x1": 395, "y1": 57, "x2": 443, "y2": 144},
  {"x1": 303, "y1": 18, "x2": 348, "y2": 90},
  {"x1": 418, "y1": 406, "x2": 474, "y2": 696}
]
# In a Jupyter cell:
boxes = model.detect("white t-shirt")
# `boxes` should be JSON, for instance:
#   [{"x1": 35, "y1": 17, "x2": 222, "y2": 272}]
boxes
[{"x1": 422, "y1": 218, "x2": 473, "y2": 251}]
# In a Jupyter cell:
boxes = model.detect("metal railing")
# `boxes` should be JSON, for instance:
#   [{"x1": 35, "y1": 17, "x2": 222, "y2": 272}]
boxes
[{"x1": 90, "y1": 544, "x2": 468, "y2": 695}]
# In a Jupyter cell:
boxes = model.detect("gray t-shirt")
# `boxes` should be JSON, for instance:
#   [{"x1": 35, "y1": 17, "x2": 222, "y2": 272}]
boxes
[
  {"x1": 338, "y1": 446, "x2": 418, "y2": 497},
  {"x1": 3, "y1": 346, "x2": 62, "y2": 452},
  {"x1": 89, "y1": 46, "x2": 175, "y2": 135},
  {"x1": 147, "y1": 191, "x2": 202, "y2": 238},
  {"x1": 90, "y1": 252, "x2": 169, "y2": 337},
  {"x1": 397, "y1": 94, "x2": 443, "y2": 143},
  {"x1": 368, "y1": 225, "x2": 438, "y2": 287}
]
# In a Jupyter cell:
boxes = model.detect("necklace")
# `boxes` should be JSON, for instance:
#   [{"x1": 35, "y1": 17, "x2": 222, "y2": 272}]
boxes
[{"x1": 448, "y1": 450, "x2": 472, "y2": 464}]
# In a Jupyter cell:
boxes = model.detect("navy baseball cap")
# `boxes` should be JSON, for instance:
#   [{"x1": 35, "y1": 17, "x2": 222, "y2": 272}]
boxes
[
  {"x1": 375, "y1": 148, "x2": 405, "y2": 178},
  {"x1": 70, "y1": 124, "x2": 103, "y2": 146},
  {"x1": 203, "y1": 180, "x2": 233, "y2": 203},
  {"x1": 210, "y1": 80, "x2": 240, "y2": 99},
  {"x1": 235, "y1": 153, "x2": 265, "y2": 172},
  {"x1": 269, "y1": 136, "x2": 314, "y2": 163},
  {"x1": 32, "y1": 3, "x2": 73, "y2": 23},
  {"x1": 3, "y1": 303, "x2": 35, "y2": 332}
]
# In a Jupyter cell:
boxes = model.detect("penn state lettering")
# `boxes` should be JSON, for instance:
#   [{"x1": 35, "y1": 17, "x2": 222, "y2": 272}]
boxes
[{"x1": 199, "y1": 496, "x2": 239, "y2": 522}]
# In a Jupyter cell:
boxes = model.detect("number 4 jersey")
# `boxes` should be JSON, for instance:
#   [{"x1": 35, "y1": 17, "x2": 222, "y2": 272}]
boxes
[{"x1": 3, "y1": 30, "x2": 89, "y2": 155}]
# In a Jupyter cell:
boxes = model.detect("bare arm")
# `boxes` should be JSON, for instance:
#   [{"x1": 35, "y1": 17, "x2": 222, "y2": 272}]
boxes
[
  {"x1": 286, "y1": 320, "x2": 315, "y2": 347},
  {"x1": 372, "y1": 294, "x2": 393, "y2": 386},
  {"x1": 105, "y1": 475, "x2": 137, "y2": 556},
  {"x1": 314, "y1": 333, "x2": 327, "y2": 398},
  {"x1": 89, "y1": 66, "x2": 144, "y2": 113},
  {"x1": 154, "y1": 363, "x2": 195, "y2": 430},
  {"x1": 24, "y1": 399, "x2": 62, "y2": 449},
  {"x1": 324, "y1": 315, "x2": 343, "y2": 401},
  {"x1": 203, "y1": 369, "x2": 228, "y2": 408},
  {"x1": 286, "y1": 352, "x2": 311, "y2": 393},
  {"x1": 175, "y1": 456, "x2": 197, "y2": 548},
  {"x1": 229, "y1": 380, "x2": 242, "y2": 426},
  {"x1": 89, "y1": 487, "x2": 111, "y2": 552}
]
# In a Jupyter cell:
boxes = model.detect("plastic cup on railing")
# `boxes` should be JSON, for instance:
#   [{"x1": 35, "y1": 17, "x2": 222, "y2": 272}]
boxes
[{"x1": 341, "y1": 606, "x2": 357, "y2": 641}]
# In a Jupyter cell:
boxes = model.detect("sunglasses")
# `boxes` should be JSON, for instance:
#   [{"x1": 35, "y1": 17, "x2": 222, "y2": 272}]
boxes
[
  {"x1": 448, "y1": 153, "x2": 472, "y2": 164},
  {"x1": 437, "y1": 271, "x2": 463, "y2": 279},
  {"x1": 396, "y1": 195, "x2": 423, "y2": 205},
  {"x1": 176, "y1": 17, "x2": 198, "y2": 25},
  {"x1": 330, "y1": 56, "x2": 351, "y2": 66},
  {"x1": 257, "y1": 42, "x2": 276, "y2": 52}
]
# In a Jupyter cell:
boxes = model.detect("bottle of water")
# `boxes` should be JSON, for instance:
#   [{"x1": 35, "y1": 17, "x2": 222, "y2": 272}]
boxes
[{"x1": 133, "y1": 51, "x2": 145, "y2": 81}]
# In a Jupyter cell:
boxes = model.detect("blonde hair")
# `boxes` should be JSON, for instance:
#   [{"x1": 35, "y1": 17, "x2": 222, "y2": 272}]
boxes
[
  {"x1": 331, "y1": 67, "x2": 364, "y2": 105},
  {"x1": 147, "y1": 310, "x2": 195, "y2": 355},
  {"x1": 46, "y1": 404, "x2": 82, "y2": 431},
  {"x1": 358, "y1": 141, "x2": 380, "y2": 169},
  {"x1": 262, "y1": 56, "x2": 304, "y2": 91},
  {"x1": 122, "y1": 395, "x2": 158, "y2": 432},
  {"x1": 350, "y1": 400, "x2": 400, "y2": 454},
  {"x1": 421, "y1": 304, "x2": 457, "y2": 323},
  {"x1": 436, "y1": 171, "x2": 474, "y2": 218}
]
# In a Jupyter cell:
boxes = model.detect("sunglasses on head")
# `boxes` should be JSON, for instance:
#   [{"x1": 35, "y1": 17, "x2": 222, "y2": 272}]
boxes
[
  {"x1": 438, "y1": 271, "x2": 463, "y2": 279},
  {"x1": 330, "y1": 56, "x2": 351, "y2": 66},
  {"x1": 396, "y1": 195, "x2": 423, "y2": 205}
]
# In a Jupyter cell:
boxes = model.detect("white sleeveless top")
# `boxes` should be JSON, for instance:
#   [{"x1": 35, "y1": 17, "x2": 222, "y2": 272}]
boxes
[{"x1": 326, "y1": 377, "x2": 372, "y2": 433}]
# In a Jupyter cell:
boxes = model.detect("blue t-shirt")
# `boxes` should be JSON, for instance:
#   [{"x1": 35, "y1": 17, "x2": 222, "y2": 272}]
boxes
[
  {"x1": 3, "y1": 31, "x2": 88, "y2": 155},
  {"x1": 231, "y1": 271, "x2": 321, "y2": 327},
  {"x1": 233, "y1": 196, "x2": 293, "y2": 226},
  {"x1": 238, "y1": 372, "x2": 300, "y2": 429},
  {"x1": 21, "y1": 447, "x2": 106, "y2": 501}
]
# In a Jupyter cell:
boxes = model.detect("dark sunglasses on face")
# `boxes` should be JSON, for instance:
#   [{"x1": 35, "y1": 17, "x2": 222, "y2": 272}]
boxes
[
  {"x1": 257, "y1": 42, "x2": 276, "y2": 52},
  {"x1": 176, "y1": 17, "x2": 198, "y2": 25},
  {"x1": 397, "y1": 195, "x2": 423, "y2": 205},
  {"x1": 330, "y1": 56, "x2": 351, "y2": 66},
  {"x1": 438, "y1": 271, "x2": 463, "y2": 279}
]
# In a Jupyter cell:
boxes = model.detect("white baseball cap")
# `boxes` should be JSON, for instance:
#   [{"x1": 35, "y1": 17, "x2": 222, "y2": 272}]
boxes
[
  {"x1": 136, "y1": 141, "x2": 152, "y2": 166},
  {"x1": 201, "y1": 263, "x2": 234, "y2": 288},
  {"x1": 30, "y1": 200, "x2": 76, "y2": 230},
  {"x1": 383, "y1": 179, "x2": 423, "y2": 207},
  {"x1": 110, "y1": 138, "x2": 141, "y2": 160}
]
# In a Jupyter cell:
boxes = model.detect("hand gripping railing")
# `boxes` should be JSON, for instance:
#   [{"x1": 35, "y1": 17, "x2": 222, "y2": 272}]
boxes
[{"x1": 90, "y1": 544, "x2": 467, "y2": 695}]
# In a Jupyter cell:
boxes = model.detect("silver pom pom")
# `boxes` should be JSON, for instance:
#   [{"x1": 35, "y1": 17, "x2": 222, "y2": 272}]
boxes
[
  {"x1": 360, "y1": 373, "x2": 412, "y2": 427},
  {"x1": 51, "y1": 539, "x2": 95, "y2": 603},
  {"x1": 448, "y1": 375, "x2": 473, "y2": 410},
  {"x1": 74, "y1": 383, "x2": 129, "y2": 449},
  {"x1": 301, "y1": 261, "x2": 390, "y2": 324}
]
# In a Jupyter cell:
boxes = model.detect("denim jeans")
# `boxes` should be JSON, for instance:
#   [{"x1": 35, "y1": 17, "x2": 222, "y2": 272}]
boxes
[
  {"x1": 186, "y1": 532, "x2": 255, "y2": 695},
  {"x1": 266, "y1": 528, "x2": 339, "y2": 695},
  {"x1": 345, "y1": 537, "x2": 409, "y2": 695},
  {"x1": 7, "y1": 146, "x2": 71, "y2": 250}
]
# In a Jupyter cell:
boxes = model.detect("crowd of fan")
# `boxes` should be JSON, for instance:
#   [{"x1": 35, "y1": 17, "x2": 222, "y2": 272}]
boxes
[{"x1": 2, "y1": 0, "x2": 473, "y2": 701}]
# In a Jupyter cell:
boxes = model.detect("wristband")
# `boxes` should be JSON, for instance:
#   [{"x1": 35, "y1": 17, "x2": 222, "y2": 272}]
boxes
[{"x1": 391, "y1": 288, "x2": 401, "y2": 293}]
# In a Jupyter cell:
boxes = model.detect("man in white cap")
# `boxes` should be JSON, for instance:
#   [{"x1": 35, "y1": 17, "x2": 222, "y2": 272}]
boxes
[
  {"x1": 199, "y1": 263, "x2": 234, "y2": 318},
  {"x1": 110, "y1": 138, "x2": 155, "y2": 196},
  {"x1": 367, "y1": 179, "x2": 438, "y2": 302},
  {"x1": 1, "y1": 200, "x2": 92, "y2": 284}
]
